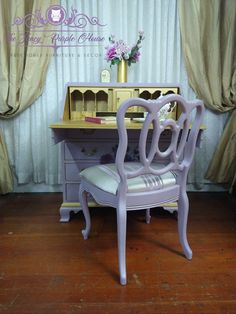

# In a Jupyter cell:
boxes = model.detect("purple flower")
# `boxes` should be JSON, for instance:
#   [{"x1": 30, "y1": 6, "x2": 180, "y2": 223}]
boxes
[
  {"x1": 105, "y1": 46, "x2": 116, "y2": 61},
  {"x1": 132, "y1": 51, "x2": 140, "y2": 62},
  {"x1": 105, "y1": 32, "x2": 144, "y2": 67}
]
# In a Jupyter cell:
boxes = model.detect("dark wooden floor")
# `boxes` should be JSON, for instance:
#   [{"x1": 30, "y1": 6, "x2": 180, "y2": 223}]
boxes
[{"x1": 0, "y1": 192, "x2": 236, "y2": 314}]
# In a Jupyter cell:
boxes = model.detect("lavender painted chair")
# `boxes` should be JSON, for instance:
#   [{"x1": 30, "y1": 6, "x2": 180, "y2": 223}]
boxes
[{"x1": 79, "y1": 94, "x2": 204, "y2": 285}]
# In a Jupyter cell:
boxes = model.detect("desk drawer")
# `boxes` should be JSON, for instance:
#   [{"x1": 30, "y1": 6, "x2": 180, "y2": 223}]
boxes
[
  {"x1": 64, "y1": 140, "x2": 117, "y2": 161},
  {"x1": 65, "y1": 183, "x2": 80, "y2": 202},
  {"x1": 65, "y1": 162, "x2": 99, "y2": 181},
  {"x1": 64, "y1": 182, "x2": 95, "y2": 203}
]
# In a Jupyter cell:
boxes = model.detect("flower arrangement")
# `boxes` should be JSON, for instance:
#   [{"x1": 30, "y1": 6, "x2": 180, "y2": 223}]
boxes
[{"x1": 105, "y1": 31, "x2": 145, "y2": 67}]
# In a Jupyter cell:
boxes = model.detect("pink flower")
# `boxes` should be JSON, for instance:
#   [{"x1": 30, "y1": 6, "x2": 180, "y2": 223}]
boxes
[
  {"x1": 105, "y1": 46, "x2": 116, "y2": 61},
  {"x1": 132, "y1": 51, "x2": 140, "y2": 62},
  {"x1": 105, "y1": 32, "x2": 144, "y2": 66}
]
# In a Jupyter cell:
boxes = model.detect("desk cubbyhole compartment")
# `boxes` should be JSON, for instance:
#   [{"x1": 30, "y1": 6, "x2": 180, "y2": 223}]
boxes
[
  {"x1": 96, "y1": 90, "x2": 108, "y2": 112},
  {"x1": 139, "y1": 90, "x2": 151, "y2": 100},
  {"x1": 151, "y1": 90, "x2": 161, "y2": 99},
  {"x1": 162, "y1": 89, "x2": 178, "y2": 95},
  {"x1": 70, "y1": 90, "x2": 84, "y2": 120},
  {"x1": 84, "y1": 90, "x2": 96, "y2": 112},
  {"x1": 139, "y1": 89, "x2": 162, "y2": 100}
]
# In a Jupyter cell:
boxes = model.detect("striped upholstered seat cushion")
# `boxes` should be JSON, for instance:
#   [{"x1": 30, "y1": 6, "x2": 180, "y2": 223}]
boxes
[{"x1": 80, "y1": 162, "x2": 177, "y2": 195}]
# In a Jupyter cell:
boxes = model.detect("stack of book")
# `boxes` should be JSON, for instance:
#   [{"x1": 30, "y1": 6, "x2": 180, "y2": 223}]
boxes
[{"x1": 84, "y1": 116, "x2": 130, "y2": 124}]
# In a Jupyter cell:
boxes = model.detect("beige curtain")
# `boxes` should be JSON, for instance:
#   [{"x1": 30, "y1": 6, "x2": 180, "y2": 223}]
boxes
[
  {"x1": 0, "y1": 129, "x2": 13, "y2": 194},
  {"x1": 207, "y1": 110, "x2": 236, "y2": 193},
  {"x1": 0, "y1": 0, "x2": 53, "y2": 193},
  {"x1": 178, "y1": 0, "x2": 236, "y2": 192}
]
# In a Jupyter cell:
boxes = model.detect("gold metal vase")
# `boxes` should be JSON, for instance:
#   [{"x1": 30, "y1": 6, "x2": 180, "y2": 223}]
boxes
[{"x1": 117, "y1": 59, "x2": 128, "y2": 83}]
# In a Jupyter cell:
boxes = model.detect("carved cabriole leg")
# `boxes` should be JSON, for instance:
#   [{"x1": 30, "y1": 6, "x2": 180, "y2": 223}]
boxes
[
  {"x1": 59, "y1": 206, "x2": 81, "y2": 222},
  {"x1": 60, "y1": 207, "x2": 72, "y2": 223},
  {"x1": 177, "y1": 190, "x2": 192, "y2": 260},
  {"x1": 145, "y1": 208, "x2": 151, "y2": 224},
  {"x1": 79, "y1": 185, "x2": 91, "y2": 240},
  {"x1": 116, "y1": 202, "x2": 127, "y2": 285}
]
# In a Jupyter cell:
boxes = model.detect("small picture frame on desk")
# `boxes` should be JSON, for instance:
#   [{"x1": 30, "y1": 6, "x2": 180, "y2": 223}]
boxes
[{"x1": 100, "y1": 69, "x2": 111, "y2": 82}]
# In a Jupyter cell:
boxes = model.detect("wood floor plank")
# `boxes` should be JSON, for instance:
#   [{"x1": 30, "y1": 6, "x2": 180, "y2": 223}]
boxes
[{"x1": 0, "y1": 192, "x2": 236, "y2": 313}]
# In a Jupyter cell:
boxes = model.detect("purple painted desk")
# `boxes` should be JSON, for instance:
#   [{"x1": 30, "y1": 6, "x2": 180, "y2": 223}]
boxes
[
  {"x1": 50, "y1": 83, "x2": 203, "y2": 222},
  {"x1": 50, "y1": 120, "x2": 191, "y2": 222}
]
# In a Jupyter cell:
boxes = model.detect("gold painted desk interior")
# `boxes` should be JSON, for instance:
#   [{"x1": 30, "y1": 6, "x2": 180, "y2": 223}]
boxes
[{"x1": 62, "y1": 83, "x2": 180, "y2": 121}]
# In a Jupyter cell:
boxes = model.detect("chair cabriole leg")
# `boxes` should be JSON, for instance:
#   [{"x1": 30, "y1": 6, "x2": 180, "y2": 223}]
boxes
[
  {"x1": 79, "y1": 185, "x2": 91, "y2": 240},
  {"x1": 145, "y1": 208, "x2": 151, "y2": 224},
  {"x1": 116, "y1": 203, "x2": 127, "y2": 285},
  {"x1": 178, "y1": 190, "x2": 192, "y2": 260}
]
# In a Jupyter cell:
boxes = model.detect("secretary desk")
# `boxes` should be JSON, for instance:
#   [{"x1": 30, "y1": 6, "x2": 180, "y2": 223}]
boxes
[{"x1": 50, "y1": 82, "x2": 193, "y2": 222}]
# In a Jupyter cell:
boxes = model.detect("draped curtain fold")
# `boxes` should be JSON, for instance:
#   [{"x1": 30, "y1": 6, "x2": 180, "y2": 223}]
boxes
[
  {"x1": 178, "y1": 0, "x2": 236, "y2": 192},
  {"x1": 207, "y1": 110, "x2": 236, "y2": 193},
  {"x1": 0, "y1": 0, "x2": 53, "y2": 193},
  {"x1": 0, "y1": 129, "x2": 13, "y2": 194}
]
